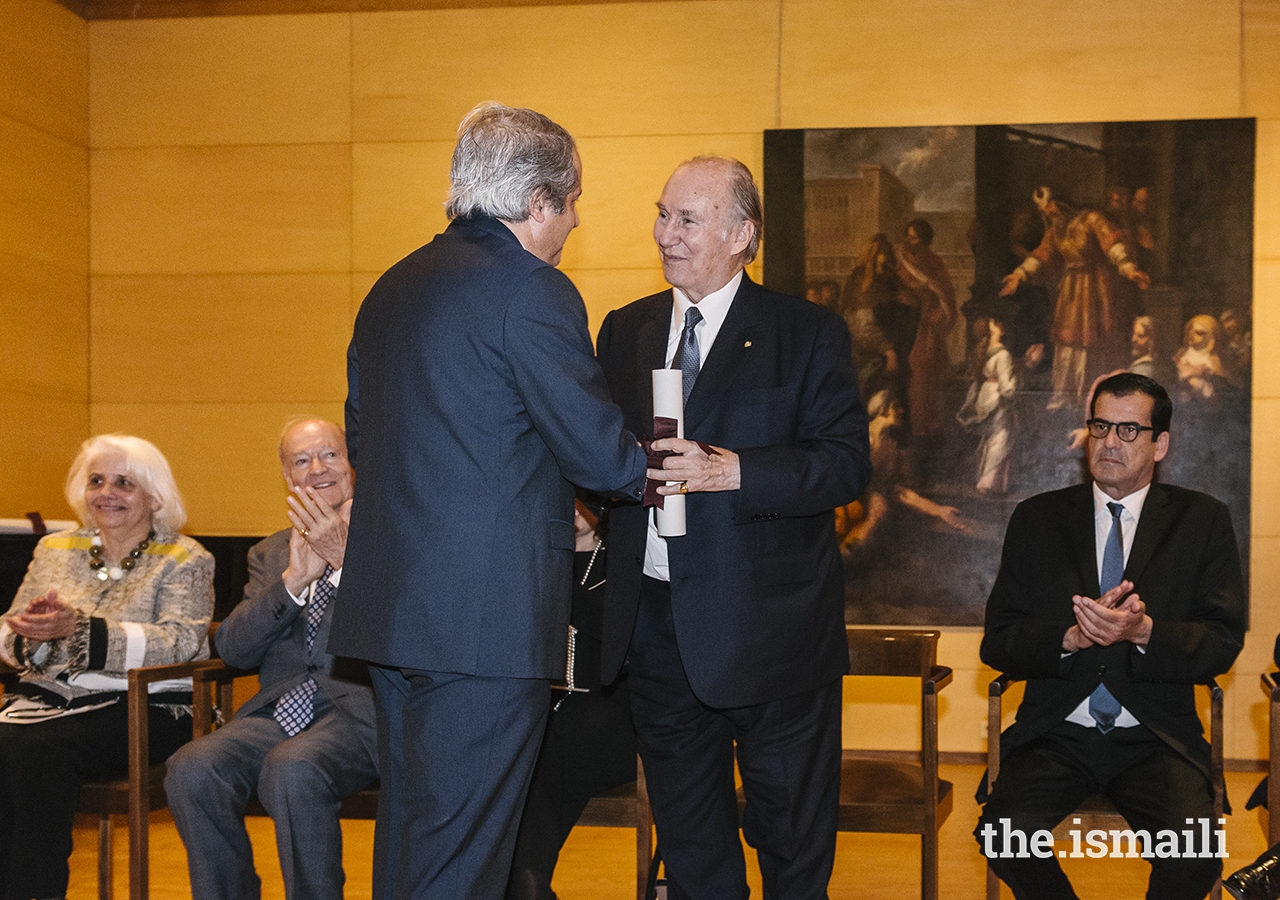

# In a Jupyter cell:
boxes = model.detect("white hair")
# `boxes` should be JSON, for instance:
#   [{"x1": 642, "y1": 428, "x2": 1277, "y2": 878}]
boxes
[{"x1": 64, "y1": 434, "x2": 186, "y2": 533}]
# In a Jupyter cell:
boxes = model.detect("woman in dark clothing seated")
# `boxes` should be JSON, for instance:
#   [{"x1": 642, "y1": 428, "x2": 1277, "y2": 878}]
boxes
[{"x1": 506, "y1": 498, "x2": 636, "y2": 900}]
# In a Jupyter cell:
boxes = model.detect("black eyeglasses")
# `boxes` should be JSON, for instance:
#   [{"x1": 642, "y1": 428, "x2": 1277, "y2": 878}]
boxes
[{"x1": 1085, "y1": 418, "x2": 1155, "y2": 442}]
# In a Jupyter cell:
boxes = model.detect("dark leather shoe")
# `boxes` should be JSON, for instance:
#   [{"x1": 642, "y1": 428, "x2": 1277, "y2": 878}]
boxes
[{"x1": 1225, "y1": 843, "x2": 1280, "y2": 900}]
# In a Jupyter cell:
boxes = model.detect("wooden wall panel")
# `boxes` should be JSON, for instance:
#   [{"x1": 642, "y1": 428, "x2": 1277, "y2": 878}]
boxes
[
  {"x1": 352, "y1": 141, "x2": 453, "y2": 274},
  {"x1": 91, "y1": 144, "x2": 351, "y2": 275},
  {"x1": 350, "y1": 1, "x2": 779, "y2": 143},
  {"x1": 90, "y1": 274, "x2": 350, "y2": 403},
  {"x1": 779, "y1": 0, "x2": 1241, "y2": 129},
  {"x1": 1258, "y1": 120, "x2": 1280, "y2": 260},
  {"x1": 0, "y1": 252, "x2": 87, "y2": 401},
  {"x1": 90, "y1": 15, "x2": 352, "y2": 148},
  {"x1": 0, "y1": 1, "x2": 89, "y2": 522},
  {"x1": 1256, "y1": 261, "x2": 1280, "y2": 399},
  {"x1": 0, "y1": 0, "x2": 88, "y2": 145},
  {"x1": 0, "y1": 118, "x2": 88, "y2": 273},
  {"x1": 1, "y1": 392, "x2": 89, "y2": 521},
  {"x1": 90, "y1": 401, "x2": 345, "y2": 535},
  {"x1": 1246, "y1": 0, "x2": 1280, "y2": 119}
]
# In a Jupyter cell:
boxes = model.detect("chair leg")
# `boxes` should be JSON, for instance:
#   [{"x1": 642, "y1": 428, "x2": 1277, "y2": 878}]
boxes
[
  {"x1": 98, "y1": 813, "x2": 114, "y2": 900},
  {"x1": 921, "y1": 829, "x2": 938, "y2": 900}
]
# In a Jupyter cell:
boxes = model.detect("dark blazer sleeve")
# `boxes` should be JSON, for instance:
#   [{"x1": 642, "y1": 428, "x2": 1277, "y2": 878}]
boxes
[
  {"x1": 980, "y1": 498, "x2": 1087, "y2": 680},
  {"x1": 1129, "y1": 493, "x2": 1245, "y2": 684},
  {"x1": 214, "y1": 533, "x2": 304, "y2": 671},
  {"x1": 505, "y1": 266, "x2": 646, "y2": 499},
  {"x1": 734, "y1": 308, "x2": 871, "y2": 520}
]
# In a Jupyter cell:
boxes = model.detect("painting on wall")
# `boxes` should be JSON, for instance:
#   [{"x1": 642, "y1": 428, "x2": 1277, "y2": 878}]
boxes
[{"x1": 762, "y1": 119, "x2": 1255, "y2": 626}]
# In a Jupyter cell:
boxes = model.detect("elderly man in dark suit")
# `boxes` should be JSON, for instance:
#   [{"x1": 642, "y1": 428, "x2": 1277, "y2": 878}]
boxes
[
  {"x1": 596, "y1": 156, "x2": 872, "y2": 900},
  {"x1": 977, "y1": 372, "x2": 1245, "y2": 900},
  {"x1": 330, "y1": 103, "x2": 648, "y2": 900},
  {"x1": 166, "y1": 417, "x2": 377, "y2": 900}
]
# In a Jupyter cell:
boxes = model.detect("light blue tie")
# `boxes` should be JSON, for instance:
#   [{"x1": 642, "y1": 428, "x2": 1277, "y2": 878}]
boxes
[
  {"x1": 670, "y1": 306, "x2": 703, "y2": 405},
  {"x1": 1088, "y1": 502, "x2": 1125, "y2": 733}
]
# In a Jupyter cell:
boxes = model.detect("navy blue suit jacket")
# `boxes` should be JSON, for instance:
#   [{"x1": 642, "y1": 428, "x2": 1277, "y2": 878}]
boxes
[
  {"x1": 981, "y1": 481, "x2": 1245, "y2": 780},
  {"x1": 596, "y1": 276, "x2": 872, "y2": 708},
  {"x1": 331, "y1": 215, "x2": 647, "y2": 679}
]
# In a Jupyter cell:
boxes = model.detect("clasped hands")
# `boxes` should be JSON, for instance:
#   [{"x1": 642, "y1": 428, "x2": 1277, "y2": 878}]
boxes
[
  {"x1": 1062, "y1": 579, "x2": 1153, "y2": 652},
  {"x1": 8, "y1": 590, "x2": 76, "y2": 644},
  {"x1": 647, "y1": 438, "x2": 741, "y2": 495},
  {"x1": 283, "y1": 487, "x2": 351, "y2": 597}
]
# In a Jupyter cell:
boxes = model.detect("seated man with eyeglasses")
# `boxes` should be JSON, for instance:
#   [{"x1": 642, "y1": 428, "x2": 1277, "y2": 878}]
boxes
[{"x1": 976, "y1": 372, "x2": 1245, "y2": 900}]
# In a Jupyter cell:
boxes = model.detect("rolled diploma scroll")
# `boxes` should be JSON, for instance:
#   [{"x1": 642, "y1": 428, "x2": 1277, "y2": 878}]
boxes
[{"x1": 652, "y1": 368, "x2": 686, "y2": 537}]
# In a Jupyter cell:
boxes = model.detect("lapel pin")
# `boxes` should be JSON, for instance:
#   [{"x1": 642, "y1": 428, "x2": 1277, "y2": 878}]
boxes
[{"x1": 744, "y1": 340, "x2": 752, "y2": 347}]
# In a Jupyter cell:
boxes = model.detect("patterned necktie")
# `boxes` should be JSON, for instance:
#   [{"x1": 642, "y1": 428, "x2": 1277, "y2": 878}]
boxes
[
  {"x1": 670, "y1": 306, "x2": 704, "y2": 405},
  {"x1": 1088, "y1": 503, "x2": 1125, "y2": 733},
  {"x1": 274, "y1": 565, "x2": 335, "y2": 737}
]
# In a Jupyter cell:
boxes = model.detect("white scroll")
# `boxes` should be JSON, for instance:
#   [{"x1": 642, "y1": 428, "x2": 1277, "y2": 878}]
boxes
[{"x1": 652, "y1": 368, "x2": 686, "y2": 537}]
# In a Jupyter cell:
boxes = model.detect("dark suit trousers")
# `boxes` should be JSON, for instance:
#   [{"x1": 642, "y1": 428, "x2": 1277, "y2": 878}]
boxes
[
  {"x1": 369, "y1": 665, "x2": 549, "y2": 900},
  {"x1": 977, "y1": 720, "x2": 1219, "y2": 900},
  {"x1": 629, "y1": 576, "x2": 841, "y2": 900}
]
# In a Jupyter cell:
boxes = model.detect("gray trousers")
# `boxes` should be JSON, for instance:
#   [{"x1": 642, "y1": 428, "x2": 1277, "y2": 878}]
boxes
[{"x1": 164, "y1": 690, "x2": 379, "y2": 900}]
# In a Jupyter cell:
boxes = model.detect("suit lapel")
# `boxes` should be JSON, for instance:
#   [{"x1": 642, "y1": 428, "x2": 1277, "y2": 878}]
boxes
[
  {"x1": 685, "y1": 276, "x2": 766, "y2": 433},
  {"x1": 1125, "y1": 482, "x2": 1169, "y2": 587},
  {"x1": 1069, "y1": 486, "x2": 1102, "y2": 596},
  {"x1": 634, "y1": 294, "x2": 673, "y2": 433}
]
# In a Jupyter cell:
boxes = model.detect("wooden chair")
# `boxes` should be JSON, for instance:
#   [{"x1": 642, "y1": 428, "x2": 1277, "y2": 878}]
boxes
[
  {"x1": 1259, "y1": 671, "x2": 1280, "y2": 845},
  {"x1": 985, "y1": 675, "x2": 1224, "y2": 900},
  {"x1": 76, "y1": 656, "x2": 219, "y2": 900},
  {"x1": 839, "y1": 627, "x2": 953, "y2": 900},
  {"x1": 192, "y1": 660, "x2": 656, "y2": 900}
]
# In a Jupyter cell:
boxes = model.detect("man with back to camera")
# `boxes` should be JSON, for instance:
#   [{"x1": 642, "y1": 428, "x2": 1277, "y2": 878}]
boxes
[
  {"x1": 595, "y1": 155, "x2": 873, "y2": 899},
  {"x1": 165, "y1": 417, "x2": 377, "y2": 900},
  {"x1": 977, "y1": 372, "x2": 1245, "y2": 900},
  {"x1": 329, "y1": 102, "x2": 649, "y2": 900}
]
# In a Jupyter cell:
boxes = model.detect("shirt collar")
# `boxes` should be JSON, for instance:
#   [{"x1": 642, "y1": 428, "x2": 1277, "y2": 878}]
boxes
[
  {"x1": 672, "y1": 269, "x2": 743, "y2": 333},
  {"x1": 1092, "y1": 480, "x2": 1152, "y2": 522}
]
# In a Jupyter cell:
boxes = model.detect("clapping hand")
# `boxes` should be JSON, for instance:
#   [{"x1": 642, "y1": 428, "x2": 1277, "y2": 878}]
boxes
[{"x1": 8, "y1": 590, "x2": 76, "y2": 642}]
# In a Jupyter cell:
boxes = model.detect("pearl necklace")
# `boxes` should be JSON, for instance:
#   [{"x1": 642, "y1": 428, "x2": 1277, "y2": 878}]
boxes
[
  {"x1": 89, "y1": 529, "x2": 154, "y2": 582},
  {"x1": 579, "y1": 539, "x2": 603, "y2": 586}
]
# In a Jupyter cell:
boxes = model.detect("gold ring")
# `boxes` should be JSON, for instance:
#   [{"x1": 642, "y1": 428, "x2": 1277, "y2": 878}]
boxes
[
  {"x1": 300, "y1": 528, "x2": 310, "y2": 537},
  {"x1": 679, "y1": 483, "x2": 689, "y2": 494}
]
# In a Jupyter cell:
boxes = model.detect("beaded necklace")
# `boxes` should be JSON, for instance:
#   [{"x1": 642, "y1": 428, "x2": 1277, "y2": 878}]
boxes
[{"x1": 88, "y1": 529, "x2": 155, "y2": 582}]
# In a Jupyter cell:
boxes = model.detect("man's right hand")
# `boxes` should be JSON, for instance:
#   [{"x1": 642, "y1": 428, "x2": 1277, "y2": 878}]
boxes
[{"x1": 282, "y1": 527, "x2": 327, "y2": 598}]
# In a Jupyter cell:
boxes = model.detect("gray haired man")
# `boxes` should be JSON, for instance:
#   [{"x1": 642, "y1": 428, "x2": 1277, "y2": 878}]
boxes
[{"x1": 330, "y1": 103, "x2": 647, "y2": 899}]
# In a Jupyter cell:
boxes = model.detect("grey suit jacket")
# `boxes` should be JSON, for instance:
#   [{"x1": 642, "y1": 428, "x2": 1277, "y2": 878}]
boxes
[{"x1": 215, "y1": 529, "x2": 376, "y2": 758}]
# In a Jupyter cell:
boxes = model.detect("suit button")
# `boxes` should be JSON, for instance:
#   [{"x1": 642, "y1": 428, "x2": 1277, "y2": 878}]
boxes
[
  {"x1": 1099, "y1": 664, "x2": 1106, "y2": 674},
  {"x1": 308, "y1": 664, "x2": 319, "y2": 673}
]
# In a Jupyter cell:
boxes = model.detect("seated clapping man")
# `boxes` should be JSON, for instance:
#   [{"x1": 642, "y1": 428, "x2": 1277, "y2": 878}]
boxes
[{"x1": 165, "y1": 418, "x2": 378, "y2": 900}]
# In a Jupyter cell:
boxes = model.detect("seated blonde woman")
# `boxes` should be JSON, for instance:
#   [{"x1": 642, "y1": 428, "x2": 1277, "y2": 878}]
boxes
[{"x1": 0, "y1": 434, "x2": 214, "y2": 900}]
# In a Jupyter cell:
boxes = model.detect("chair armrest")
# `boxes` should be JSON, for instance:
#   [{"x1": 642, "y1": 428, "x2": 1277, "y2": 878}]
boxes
[
  {"x1": 925, "y1": 666, "x2": 953, "y2": 694},
  {"x1": 1262, "y1": 671, "x2": 1280, "y2": 700},
  {"x1": 191, "y1": 659, "x2": 260, "y2": 735},
  {"x1": 986, "y1": 674, "x2": 1021, "y2": 788}
]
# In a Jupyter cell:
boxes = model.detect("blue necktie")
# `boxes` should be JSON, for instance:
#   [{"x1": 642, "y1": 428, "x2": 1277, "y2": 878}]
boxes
[
  {"x1": 670, "y1": 306, "x2": 703, "y2": 405},
  {"x1": 274, "y1": 565, "x2": 335, "y2": 737},
  {"x1": 1088, "y1": 503, "x2": 1125, "y2": 733}
]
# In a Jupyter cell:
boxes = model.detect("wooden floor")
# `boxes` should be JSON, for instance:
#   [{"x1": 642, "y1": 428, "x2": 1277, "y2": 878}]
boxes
[{"x1": 68, "y1": 764, "x2": 1273, "y2": 899}]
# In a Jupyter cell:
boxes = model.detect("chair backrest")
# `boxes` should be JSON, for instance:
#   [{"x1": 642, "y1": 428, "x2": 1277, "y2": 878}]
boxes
[{"x1": 846, "y1": 628, "x2": 940, "y2": 679}]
